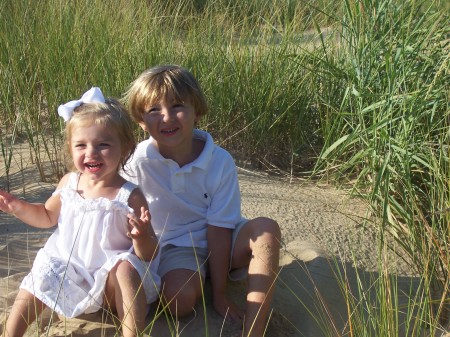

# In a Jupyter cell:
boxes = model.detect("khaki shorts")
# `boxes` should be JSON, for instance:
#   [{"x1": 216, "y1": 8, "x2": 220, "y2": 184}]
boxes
[{"x1": 157, "y1": 220, "x2": 248, "y2": 281}]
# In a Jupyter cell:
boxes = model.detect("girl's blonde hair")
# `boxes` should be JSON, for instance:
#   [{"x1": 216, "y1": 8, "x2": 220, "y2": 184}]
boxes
[
  {"x1": 123, "y1": 64, "x2": 208, "y2": 123},
  {"x1": 64, "y1": 99, "x2": 136, "y2": 172}
]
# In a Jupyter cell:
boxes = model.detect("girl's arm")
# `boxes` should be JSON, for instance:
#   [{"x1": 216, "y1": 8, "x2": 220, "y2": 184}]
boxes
[
  {"x1": 127, "y1": 188, "x2": 158, "y2": 261},
  {"x1": 0, "y1": 175, "x2": 66, "y2": 229}
]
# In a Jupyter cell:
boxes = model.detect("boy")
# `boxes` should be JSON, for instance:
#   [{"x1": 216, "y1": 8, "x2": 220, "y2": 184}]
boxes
[{"x1": 122, "y1": 64, "x2": 281, "y2": 337}]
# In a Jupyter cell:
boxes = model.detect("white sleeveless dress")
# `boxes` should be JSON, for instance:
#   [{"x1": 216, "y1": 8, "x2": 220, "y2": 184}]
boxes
[{"x1": 20, "y1": 172, "x2": 160, "y2": 317}]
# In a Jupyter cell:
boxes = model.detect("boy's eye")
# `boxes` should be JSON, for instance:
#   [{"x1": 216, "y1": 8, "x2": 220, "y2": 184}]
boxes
[{"x1": 146, "y1": 107, "x2": 160, "y2": 114}]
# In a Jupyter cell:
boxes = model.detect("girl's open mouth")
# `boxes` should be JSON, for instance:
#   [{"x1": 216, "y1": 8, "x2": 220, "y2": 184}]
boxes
[{"x1": 85, "y1": 163, "x2": 103, "y2": 172}]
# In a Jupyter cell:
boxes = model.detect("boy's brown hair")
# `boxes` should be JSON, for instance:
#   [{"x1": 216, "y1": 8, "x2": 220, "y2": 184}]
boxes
[{"x1": 123, "y1": 65, "x2": 208, "y2": 123}]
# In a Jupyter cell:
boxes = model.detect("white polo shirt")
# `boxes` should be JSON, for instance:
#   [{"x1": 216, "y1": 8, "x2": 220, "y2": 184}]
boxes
[{"x1": 123, "y1": 129, "x2": 245, "y2": 249}]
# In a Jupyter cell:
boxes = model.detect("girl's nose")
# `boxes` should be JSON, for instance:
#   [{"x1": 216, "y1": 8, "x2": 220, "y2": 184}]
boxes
[{"x1": 86, "y1": 145, "x2": 98, "y2": 157}]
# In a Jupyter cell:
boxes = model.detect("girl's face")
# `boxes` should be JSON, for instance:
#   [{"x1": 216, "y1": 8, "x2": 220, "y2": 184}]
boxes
[
  {"x1": 70, "y1": 123, "x2": 123, "y2": 182},
  {"x1": 139, "y1": 96, "x2": 199, "y2": 159}
]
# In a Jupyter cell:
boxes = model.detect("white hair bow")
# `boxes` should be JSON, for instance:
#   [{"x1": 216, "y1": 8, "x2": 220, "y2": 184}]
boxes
[{"x1": 57, "y1": 87, "x2": 105, "y2": 122}]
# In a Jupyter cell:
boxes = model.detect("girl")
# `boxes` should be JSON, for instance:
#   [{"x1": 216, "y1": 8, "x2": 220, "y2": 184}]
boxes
[{"x1": 0, "y1": 87, "x2": 160, "y2": 337}]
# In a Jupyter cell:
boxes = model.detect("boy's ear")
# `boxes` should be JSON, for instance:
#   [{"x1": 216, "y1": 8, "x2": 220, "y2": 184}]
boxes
[{"x1": 138, "y1": 122, "x2": 148, "y2": 132}]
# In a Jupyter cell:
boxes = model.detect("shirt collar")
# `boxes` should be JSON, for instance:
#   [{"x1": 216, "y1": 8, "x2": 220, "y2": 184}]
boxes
[{"x1": 145, "y1": 129, "x2": 214, "y2": 171}]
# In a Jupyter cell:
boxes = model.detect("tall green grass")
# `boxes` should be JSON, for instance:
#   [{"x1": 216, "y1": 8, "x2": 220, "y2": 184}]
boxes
[
  {"x1": 314, "y1": 0, "x2": 450, "y2": 329},
  {"x1": 0, "y1": 0, "x2": 338, "y2": 177},
  {"x1": 1, "y1": 0, "x2": 449, "y2": 335}
]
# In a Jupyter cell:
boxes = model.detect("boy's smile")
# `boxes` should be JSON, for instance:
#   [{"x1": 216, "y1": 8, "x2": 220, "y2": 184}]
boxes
[{"x1": 161, "y1": 127, "x2": 179, "y2": 135}]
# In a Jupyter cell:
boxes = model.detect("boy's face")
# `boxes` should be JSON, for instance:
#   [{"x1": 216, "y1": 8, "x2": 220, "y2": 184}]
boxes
[{"x1": 140, "y1": 96, "x2": 199, "y2": 156}]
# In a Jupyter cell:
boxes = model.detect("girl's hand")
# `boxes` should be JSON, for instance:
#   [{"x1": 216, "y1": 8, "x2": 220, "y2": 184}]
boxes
[
  {"x1": 127, "y1": 206, "x2": 158, "y2": 261},
  {"x1": 0, "y1": 190, "x2": 19, "y2": 215},
  {"x1": 127, "y1": 206, "x2": 152, "y2": 241}
]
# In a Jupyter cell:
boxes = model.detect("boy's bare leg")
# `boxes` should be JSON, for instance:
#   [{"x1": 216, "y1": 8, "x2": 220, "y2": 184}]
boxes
[
  {"x1": 232, "y1": 217, "x2": 281, "y2": 337},
  {"x1": 4, "y1": 289, "x2": 45, "y2": 337},
  {"x1": 161, "y1": 269, "x2": 203, "y2": 317},
  {"x1": 104, "y1": 261, "x2": 147, "y2": 337}
]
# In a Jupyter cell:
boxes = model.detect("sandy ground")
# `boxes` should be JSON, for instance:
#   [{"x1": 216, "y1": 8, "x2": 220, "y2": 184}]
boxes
[{"x1": 0, "y1": 148, "x2": 446, "y2": 336}]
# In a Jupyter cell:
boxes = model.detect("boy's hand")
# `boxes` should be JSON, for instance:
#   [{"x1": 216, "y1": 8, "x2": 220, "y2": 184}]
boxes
[
  {"x1": 127, "y1": 206, "x2": 152, "y2": 241},
  {"x1": 213, "y1": 294, "x2": 244, "y2": 322},
  {"x1": 0, "y1": 190, "x2": 19, "y2": 215}
]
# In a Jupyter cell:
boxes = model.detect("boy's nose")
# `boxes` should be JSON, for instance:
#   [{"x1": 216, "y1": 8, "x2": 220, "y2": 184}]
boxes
[{"x1": 162, "y1": 109, "x2": 173, "y2": 122}]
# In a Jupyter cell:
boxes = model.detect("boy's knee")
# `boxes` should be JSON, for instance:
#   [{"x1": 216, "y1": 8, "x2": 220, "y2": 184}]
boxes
[
  {"x1": 266, "y1": 217, "x2": 281, "y2": 240},
  {"x1": 250, "y1": 217, "x2": 281, "y2": 245},
  {"x1": 161, "y1": 274, "x2": 203, "y2": 317},
  {"x1": 163, "y1": 286, "x2": 199, "y2": 317}
]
